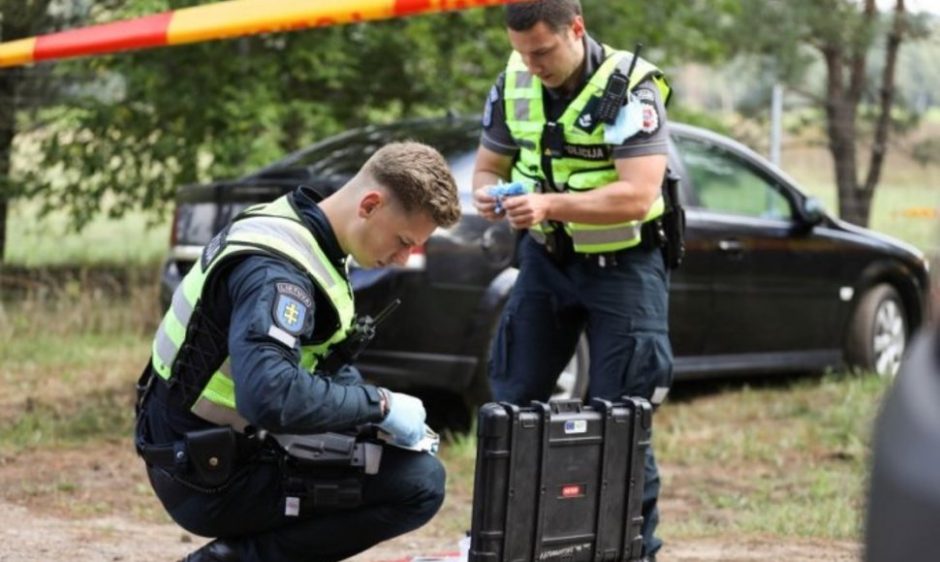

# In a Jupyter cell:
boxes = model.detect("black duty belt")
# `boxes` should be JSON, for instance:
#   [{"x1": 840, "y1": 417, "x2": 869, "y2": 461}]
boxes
[
  {"x1": 542, "y1": 219, "x2": 663, "y2": 268},
  {"x1": 135, "y1": 364, "x2": 265, "y2": 488}
]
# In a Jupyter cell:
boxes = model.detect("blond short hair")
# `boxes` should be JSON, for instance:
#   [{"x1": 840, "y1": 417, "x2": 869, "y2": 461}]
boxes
[{"x1": 362, "y1": 141, "x2": 461, "y2": 228}]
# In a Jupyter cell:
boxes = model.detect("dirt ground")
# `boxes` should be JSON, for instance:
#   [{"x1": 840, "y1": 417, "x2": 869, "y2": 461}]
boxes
[{"x1": 0, "y1": 441, "x2": 860, "y2": 562}]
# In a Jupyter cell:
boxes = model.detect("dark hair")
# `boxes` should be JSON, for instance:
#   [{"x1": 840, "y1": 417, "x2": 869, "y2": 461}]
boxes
[
  {"x1": 505, "y1": 0, "x2": 582, "y2": 33},
  {"x1": 362, "y1": 141, "x2": 461, "y2": 228}
]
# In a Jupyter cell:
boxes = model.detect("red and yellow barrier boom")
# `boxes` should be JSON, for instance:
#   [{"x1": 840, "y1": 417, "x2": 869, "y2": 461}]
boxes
[{"x1": 0, "y1": 0, "x2": 522, "y2": 68}]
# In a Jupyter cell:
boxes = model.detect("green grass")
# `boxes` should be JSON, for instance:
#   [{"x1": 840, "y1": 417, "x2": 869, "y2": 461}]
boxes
[
  {"x1": 0, "y1": 282, "x2": 156, "y2": 451},
  {"x1": 657, "y1": 372, "x2": 891, "y2": 540},
  {"x1": 1, "y1": 387, "x2": 137, "y2": 448},
  {"x1": 5, "y1": 199, "x2": 171, "y2": 267}
]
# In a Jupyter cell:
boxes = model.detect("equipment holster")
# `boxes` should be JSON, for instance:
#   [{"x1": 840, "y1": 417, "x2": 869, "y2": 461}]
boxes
[
  {"x1": 283, "y1": 474, "x2": 363, "y2": 512},
  {"x1": 272, "y1": 432, "x2": 383, "y2": 474},
  {"x1": 184, "y1": 426, "x2": 238, "y2": 488},
  {"x1": 660, "y1": 168, "x2": 686, "y2": 270},
  {"x1": 543, "y1": 225, "x2": 574, "y2": 264}
]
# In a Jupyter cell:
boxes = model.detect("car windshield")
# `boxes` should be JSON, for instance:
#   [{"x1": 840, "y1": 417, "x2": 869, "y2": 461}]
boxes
[{"x1": 267, "y1": 118, "x2": 482, "y2": 181}]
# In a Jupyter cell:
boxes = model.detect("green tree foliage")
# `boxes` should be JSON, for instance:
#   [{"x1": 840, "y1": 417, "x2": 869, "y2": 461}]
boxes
[
  {"x1": 0, "y1": 0, "x2": 56, "y2": 260},
  {"x1": 10, "y1": 0, "x2": 733, "y2": 233},
  {"x1": 728, "y1": 0, "x2": 931, "y2": 226}
]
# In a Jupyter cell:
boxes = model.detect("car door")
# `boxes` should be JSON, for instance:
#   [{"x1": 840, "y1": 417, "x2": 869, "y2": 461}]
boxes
[
  {"x1": 672, "y1": 132, "x2": 842, "y2": 364},
  {"x1": 665, "y1": 147, "x2": 710, "y2": 359}
]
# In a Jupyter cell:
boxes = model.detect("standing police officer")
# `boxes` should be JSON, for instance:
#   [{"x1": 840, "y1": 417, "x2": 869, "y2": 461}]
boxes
[
  {"x1": 472, "y1": 1, "x2": 673, "y2": 560},
  {"x1": 136, "y1": 142, "x2": 461, "y2": 562}
]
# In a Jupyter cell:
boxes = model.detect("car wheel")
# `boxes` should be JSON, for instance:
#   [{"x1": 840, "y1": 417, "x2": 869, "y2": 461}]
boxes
[
  {"x1": 551, "y1": 334, "x2": 590, "y2": 400},
  {"x1": 846, "y1": 283, "x2": 907, "y2": 377}
]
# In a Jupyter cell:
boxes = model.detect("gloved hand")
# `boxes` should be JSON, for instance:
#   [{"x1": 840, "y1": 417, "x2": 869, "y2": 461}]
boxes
[
  {"x1": 376, "y1": 389, "x2": 427, "y2": 447},
  {"x1": 488, "y1": 181, "x2": 529, "y2": 215}
]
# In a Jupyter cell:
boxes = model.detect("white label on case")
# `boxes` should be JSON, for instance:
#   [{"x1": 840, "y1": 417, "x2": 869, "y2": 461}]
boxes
[
  {"x1": 564, "y1": 420, "x2": 587, "y2": 434},
  {"x1": 285, "y1": 496, "x2": 300, "y2": 517},
  {"x1": 651, "y1": 387, "x2": 670, "y2": 405}
]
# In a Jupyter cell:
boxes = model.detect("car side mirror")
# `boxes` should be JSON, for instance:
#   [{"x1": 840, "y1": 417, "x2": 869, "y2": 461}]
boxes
[{"x1": 800, "y1": 197, "x2": 825, "y2": 227}]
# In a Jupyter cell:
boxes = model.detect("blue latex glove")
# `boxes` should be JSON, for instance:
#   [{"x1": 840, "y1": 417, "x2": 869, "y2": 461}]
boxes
[
  {"x1": 604, "y1": 92, "x2": 645, "y2": 145},
  {"x1": 377, "y1": 390, "x2": 427, "y2": 447},
  {"x1": 488, "y1": 181, "x2": 529, "y2": 215}
]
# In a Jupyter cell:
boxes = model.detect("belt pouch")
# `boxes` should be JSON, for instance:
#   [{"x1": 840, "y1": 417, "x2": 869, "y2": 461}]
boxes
[{"x1": 185, "y1": 426, "x2": 238, "y2": 488}]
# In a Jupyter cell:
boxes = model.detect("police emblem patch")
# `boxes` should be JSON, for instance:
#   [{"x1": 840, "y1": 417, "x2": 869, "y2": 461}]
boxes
[
  {"x1": 272, "y1": 283, "x2": 312, "y2": 335},
  {"x1": 275, "y1": 294, "x2": 307, "y2": 335},
  {"x1": 640, "y1": 100, "x2": 660, "y2": 135}
]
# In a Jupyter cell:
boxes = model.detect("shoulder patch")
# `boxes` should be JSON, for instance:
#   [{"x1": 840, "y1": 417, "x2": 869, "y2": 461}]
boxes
[
  {"x1": 200, "y1": 226, "x2": 229, "y2": 270},
  {"x1": 639, "y1": 99, "x2": 661, "y2": 135},
  {"x1": 272, "y1": 283, "x2": 312, "y2": 336},
  {"x1": 276, "y1": 282, "x2": 313, "y2": 308}
]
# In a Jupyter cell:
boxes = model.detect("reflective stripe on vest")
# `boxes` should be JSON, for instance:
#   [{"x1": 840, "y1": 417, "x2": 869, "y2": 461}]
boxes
[
  {"x1": 151, "y1": 194, "x2": 354, "y2": 429},
  {"x1": 504, "y1": 46, "x2": 671, "y2": 253}
]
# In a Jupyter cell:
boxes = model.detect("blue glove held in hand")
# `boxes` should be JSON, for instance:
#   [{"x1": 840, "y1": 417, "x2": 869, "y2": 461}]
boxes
[
  {"x1": 377, "y1": 390, "x2": 427, "y2": 447},
  {"x1": 488, "y1": 181, "x2": 528, "y2": 215}
]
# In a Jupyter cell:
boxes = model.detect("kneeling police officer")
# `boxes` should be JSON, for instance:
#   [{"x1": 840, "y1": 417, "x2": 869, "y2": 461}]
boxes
[{"x1": 135, "y1": 142, "x2": 461, "y2": 562}]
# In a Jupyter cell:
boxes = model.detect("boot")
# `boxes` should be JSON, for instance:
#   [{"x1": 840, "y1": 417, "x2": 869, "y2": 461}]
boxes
[{"x1": 178, "y1": 539, "x2": 240, "y2": 562}]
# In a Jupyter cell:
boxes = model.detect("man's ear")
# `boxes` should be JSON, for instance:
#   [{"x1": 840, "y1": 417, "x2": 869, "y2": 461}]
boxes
[
  {"x1": 571, "y1": 15, "x2": 585, "y2": 40},
  {"x1": 358, "y1": 190, "x2": 383, "y2": 219}
]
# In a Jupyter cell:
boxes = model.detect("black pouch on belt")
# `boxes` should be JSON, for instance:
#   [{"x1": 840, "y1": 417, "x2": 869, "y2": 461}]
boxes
[
  {"x1": 660, "y1": 168, "x2": 686, "y2": 270},
  {"x1": 185, "y1": 426, "x2": 238, "y2": 488}
]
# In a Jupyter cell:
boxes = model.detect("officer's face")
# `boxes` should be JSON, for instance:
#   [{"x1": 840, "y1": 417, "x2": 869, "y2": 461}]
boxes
[
  {"x1": 508, "y1": 17, "x2": 585, "y2": 91},
  {"x1": 352, "y1": 190, "x2": 436, "y2": 269}
]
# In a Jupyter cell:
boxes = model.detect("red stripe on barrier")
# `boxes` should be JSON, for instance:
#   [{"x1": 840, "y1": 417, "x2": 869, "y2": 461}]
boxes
[
  {"x1": 34, "y1": 12, "x2": 173, "y2": 62},
  {"x1": 393, "y1": 0, "x2": 519, "y2": 17},
  {"x1": 393, "y1": 0, "x2": 433, "y2": 17}
]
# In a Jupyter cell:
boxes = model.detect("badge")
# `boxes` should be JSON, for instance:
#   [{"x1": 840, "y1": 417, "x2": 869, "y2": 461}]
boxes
[
  {"x1": 639, "y1": 100, "x2": 660, "y2": 135},
  {"x1": 577, "y1": 112, "x2": 593, "y2": 130},
  {"x1": 633, "y1": 87, "x2": 656, "y2": 102},
  {"x1": 562, "y1": 143, "x2": 610, "y2": 161},
  {"x1": 200, "y1": 227, "x2": 228, "y2": 270},
  {"x1": 272, "y1": 283, "x2": 312, "y2": 335},
  {"x1": 574, "y1": 96, "x2": 601, "y2": 133}
]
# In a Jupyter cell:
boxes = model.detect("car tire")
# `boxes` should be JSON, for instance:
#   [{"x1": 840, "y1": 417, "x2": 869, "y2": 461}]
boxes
[
  {"x1": 551, "y1": 334, "x2": 590, "y2": 401},
  {"x1": 846, "y1": 283, "x2": 907, "y2": 377}
]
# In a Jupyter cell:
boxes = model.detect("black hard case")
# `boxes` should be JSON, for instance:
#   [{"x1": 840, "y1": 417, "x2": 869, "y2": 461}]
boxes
[{"x1": 469, "y1": 398, "x2": 652, "y2": 562}]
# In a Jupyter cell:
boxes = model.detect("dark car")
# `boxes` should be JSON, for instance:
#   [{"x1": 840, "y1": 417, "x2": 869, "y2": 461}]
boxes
[{"x1": 162, "y1": 115, "x2": 931, "y2": 415}]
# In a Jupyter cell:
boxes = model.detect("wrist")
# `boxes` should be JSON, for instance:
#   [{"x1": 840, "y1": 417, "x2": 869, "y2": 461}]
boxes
[
  {"x1": 378, "y1": 388, "x2": 391, "y2": 420},
  {"x1": 543, "y1": 193, "x2": 559, "y2": 221}
]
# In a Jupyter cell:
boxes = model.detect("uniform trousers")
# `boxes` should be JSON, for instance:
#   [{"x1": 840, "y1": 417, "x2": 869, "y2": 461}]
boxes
[
  {"x1": 488, "y1": 233, "x2": 673, "y2": 557},
  {"x1": 145, "y1": 435, "x2": 445, "y2": 562}
]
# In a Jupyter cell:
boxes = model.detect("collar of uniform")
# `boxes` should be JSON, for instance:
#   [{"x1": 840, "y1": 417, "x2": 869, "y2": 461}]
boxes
[
  {"x1": 291, "y1": 185, "x2": 348, "y2": 275},
  {"x1": 543, "y1": 33, "x2": 605, "y2": 102}
]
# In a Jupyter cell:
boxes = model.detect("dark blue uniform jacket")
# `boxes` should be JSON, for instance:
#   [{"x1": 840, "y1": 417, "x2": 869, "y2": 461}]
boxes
[{"x1": 144, "y1": 186, "x2": 384, "y2": 445}]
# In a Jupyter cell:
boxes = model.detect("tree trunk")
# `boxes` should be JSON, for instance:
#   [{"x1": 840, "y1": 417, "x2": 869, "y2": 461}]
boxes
[
  {"x1": 0, "y1": 0, "x2": 53, "y2": 262},
  {"x1": 0, "y1": 68, "x2": 17, "y2": 264},
  {"x1": 858, "y1": 0, "x2": 907, "y2": 226},
  {"x1": 824, "y1": 0, "x2": 906, "y2": 227},
  {"x1": 821, "y1": 46, "x2": 868, "y2": 225}
]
